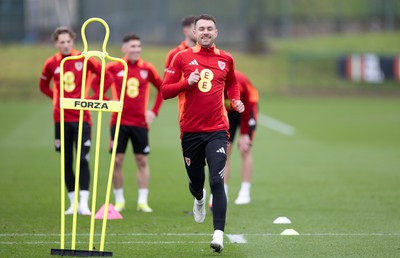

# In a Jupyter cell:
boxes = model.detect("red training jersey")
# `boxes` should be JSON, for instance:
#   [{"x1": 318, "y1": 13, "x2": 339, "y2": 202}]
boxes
[
  {"x1": 162, "y1": 44, "x2": 240, "y2": 134},
  {"x1": 107, "y1": 58, "x2": 163, "y2": 129},
  {"x1": 226, "y1": 71, "x2": 259, "y2": 135},
  {"x1": 164, "y1": 41, "x2": 189, "y2": 71},
  {"x1": 39, "y1": 49, "x2": 111, "y2": 124}
]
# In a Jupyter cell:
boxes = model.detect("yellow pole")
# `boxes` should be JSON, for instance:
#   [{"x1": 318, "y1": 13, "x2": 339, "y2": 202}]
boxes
[
  {"x1": 82, "y1": 17, "x2": 109, "y2": 251},
  {"x1": 59, "y1": 58, "x2": 66, "y2": 251},
  {"x1": 100, "y1": 55, "x2": 127, "y2": 251},
  {"x1": 59, "y1": 53, "x2": 86, "y2": 251}
]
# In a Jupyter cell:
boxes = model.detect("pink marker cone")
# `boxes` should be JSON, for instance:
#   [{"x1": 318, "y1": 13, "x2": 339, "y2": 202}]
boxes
[{"x1": 95, "y1": 204, "x2": 123, "y2": 220}]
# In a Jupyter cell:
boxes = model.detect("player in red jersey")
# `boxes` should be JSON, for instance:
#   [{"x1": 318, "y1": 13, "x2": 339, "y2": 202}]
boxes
[
  {"x1": 105, "y1": 33, "x2": 163, "y2": 213},
  {"x1": 164, "y1": 16, "x2": 197, "y2": 70},
  {"x1": 39, "y1": 27, "x2": 112, "y2": 216},
  {"x1": 162, "y1": 14, "x2": 244, "y2": 253},
  {"x1": 209, "y1": 70, "x2": 259, "y2": 207}
]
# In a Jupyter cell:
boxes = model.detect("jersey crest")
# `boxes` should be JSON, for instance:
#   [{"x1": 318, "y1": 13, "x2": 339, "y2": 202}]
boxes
[
  {"x1": 185, "y1": 157, "x2": 191, "y2": 166},
  {"x1": 140, "y1": 70, "x2": 148, "y2": 79},
  {"x1": 218, "y1": 61, "x2": 226, "y2": 70},
  {"x1": 75, "y1": 62, "x2": 83, "y2": 71}
]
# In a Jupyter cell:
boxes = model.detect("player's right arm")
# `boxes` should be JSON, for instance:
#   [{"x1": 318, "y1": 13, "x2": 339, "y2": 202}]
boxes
[
  {"x1": 39, "y1": 57, "x2": 55, "y2": 99},
  {"x1": 161, "y1": 53, "x2": 195, "y2": 99}
]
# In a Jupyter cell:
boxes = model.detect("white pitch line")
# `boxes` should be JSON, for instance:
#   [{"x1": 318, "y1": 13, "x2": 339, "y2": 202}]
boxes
[
  {"x1": 2, "y1": 232, "x2": 400, "y2": 238},
  {"x1": 226, "y1": 234, "x2": 247, "y2": 243},
  {"x1": 2, "y1": 232, "x2": 400, "y2": 246},
  {"x1": 0, "y1": 233, "x2": 212, "y2": 237},
  {"x1": 249, "y1": 233, "x2": 400, "y2": 236},
  {"x1": 0, "y1": 241, "x2": 210, "y2": 245},
  {"x1": 258, "y1": 114, "x2": 295, "y2": 136}
]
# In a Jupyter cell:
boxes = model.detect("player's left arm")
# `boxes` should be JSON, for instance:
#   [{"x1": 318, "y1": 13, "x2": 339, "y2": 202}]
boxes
[
  {"x1": 238, "y1": 81, "x2": 258, "y2": 153},
  {"x1": 240, "y1": 80, "x2": 259, "y2": 136},
  {"x1": 147, "y1": 64, "x2": 164, "y2": 124},
  {"x1": 225, "y1": 57, "x2": 244, "y2": 113}
]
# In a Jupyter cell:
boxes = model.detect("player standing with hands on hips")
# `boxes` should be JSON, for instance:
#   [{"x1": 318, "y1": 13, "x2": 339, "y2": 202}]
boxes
[{"x1": 161, "y1": 14, "x2": 244, "y2": 253}]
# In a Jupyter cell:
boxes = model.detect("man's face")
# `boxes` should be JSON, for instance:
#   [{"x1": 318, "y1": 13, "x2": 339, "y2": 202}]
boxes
[
  {"x1": 194, "y1": 19, "x2": 218, "y2": 48},
  {"x1": 55, "y1": 33, "x2": 74, "y2": 56},
  {"x1": 183, "y1": 23, "x2": 196, "y2": 44},
  {"x1": 122, "y1": 39, "x2": 142, "y2": 62}
]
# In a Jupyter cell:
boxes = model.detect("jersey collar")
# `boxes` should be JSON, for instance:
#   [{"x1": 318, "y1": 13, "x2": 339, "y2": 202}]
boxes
[
  {"x1": 192, "y1": 43, "x2": 220, "y2": 55},
  {"x1": 124, "y1": 57, "x2": 144, "y2": 67},
  {"x1": 55, "y1": 49, "x2": 80, "y2": 61},
  {"x1": 179, "y1": 41, "x2": 187, "y2": 50}
]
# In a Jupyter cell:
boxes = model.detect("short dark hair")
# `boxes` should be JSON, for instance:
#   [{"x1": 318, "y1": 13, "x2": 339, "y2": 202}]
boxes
[
  {"x1": 194, "y1": 14, "x2": 217, "y2": 27},
  {"x1": 122, "y1": 33, "x2": 141, "y2": 43},
  {"x1": 52, "y1": 26, "x2": 76, "y2": 42},
  {"x1": 181, "y1": 16, "x2": 196, "y2": 27}
]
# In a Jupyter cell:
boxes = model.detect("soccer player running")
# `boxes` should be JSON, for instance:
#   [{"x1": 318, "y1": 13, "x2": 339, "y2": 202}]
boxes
[
  {"x1": 105, "y1": 33, "x2": 163, "y2": 213},
  {"x1": 209, "y1": 71, "x2": 259, "y2": 207},
  {"x1": 39, "y1": 27, "x2": 112, "y2": 215},
  {"x1": 161, "y1": 14, "x2": 244, "y2": 253},
  {"x1": 164, "y1": 16, "x2": 197, "y2": 70}
]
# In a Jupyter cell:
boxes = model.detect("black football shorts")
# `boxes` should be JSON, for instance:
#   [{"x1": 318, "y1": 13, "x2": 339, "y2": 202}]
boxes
[{"x1": 110, "y1": 125, "x2": 150, "y2": 155}]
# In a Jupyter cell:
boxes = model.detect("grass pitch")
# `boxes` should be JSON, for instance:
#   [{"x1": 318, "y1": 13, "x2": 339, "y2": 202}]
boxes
[
  {"x1": 0, "y1": 96, "x2": 399, "y2": 257},
  {"x1": 0, "y1": 31, "x2": 399, "y2": 257}
]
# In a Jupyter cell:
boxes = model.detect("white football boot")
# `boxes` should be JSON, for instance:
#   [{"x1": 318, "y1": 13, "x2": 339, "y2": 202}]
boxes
[
  {"x1": 210, "y1": 230, "x2": 224, "y2": 253},
  {"x1": 193, "y1": 189, "x2": 206, "y2": 223}
]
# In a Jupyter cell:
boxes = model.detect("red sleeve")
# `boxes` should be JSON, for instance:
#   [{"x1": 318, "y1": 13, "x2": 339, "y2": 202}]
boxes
[
  {"x1": 165, "y1": 49, "x2": 175, "y2": 69},
  {"x1": 240, "y1": 101, "x2": 258, "y2": 135},
  {"x1": 239, "y1": 77, "x2": 259, "y2": 135},
  {"x1": 161, "y1": 53, "x2": 191, "y2": 99},
  {"x1": 225, "y1": 57, "x2": 240, "y2": 104},
  {"x1": 147, "y1": 64, "x2": 164, "y2": 116},
  {"x1": 39, "y1": 58, "x2": 54, "y2": 99}
]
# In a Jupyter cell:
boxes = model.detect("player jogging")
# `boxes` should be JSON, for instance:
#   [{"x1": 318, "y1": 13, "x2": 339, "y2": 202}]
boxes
[
  {"x1": 105, "y1": 33, "x2": 163, "y2": 213},
  {"x1": 209, "y1": 70, "x2": 259, "y2": 207},
  {"x1": 161, "y1": 14, "x2": 244, "y2": 253},
  {"x1": 39, "y1": 27, "x2": 112, "y2": 216}
]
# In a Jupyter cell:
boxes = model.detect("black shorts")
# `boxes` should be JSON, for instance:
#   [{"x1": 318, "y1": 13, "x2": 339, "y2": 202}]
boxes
[
  {"x1": 110, "y1": 125, "x2": 150, "y2": 155},
  {"x1": 227, "y1": 111, "x2": 257, "y2": 143},
  {"x1": 227, "y1": 111, "x2": 241, "y2": 143},
  {"x1": 54, "y1": 122, "x2": 91, "y2": 152},
  {"x1": 181, "y1": 130, "x2": 228, "y2": 169}
]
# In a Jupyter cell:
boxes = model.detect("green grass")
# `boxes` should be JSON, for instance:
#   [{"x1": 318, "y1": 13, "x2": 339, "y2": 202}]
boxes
[
  {"x1": 1, "y1": 31, "x2": 399, "y2": 99},
  {"x1": 266, "y1": 31, "x2": 400, "y2": 89},
  {"x1": 1, "y1": 96, "x2": 400, "y2": 257},
  {"x1": 0, "y1": 34, "x2": 400, "y2": 256}
]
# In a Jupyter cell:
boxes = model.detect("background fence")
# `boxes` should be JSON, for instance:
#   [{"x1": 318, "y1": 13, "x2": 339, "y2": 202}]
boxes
[{"x1": 1, "y1": 0, "x2": 399, "y2": 49}]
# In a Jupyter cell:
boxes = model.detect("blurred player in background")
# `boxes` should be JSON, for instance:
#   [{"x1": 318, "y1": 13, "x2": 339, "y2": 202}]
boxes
[
  {"x1": 39, "y1": 27, "x2": 112, "y2": 215},
  {"x1": 162, "y1": 14, "x2": 244, "y2": 253},
  {"x1": 105, "y1": 33, "x2": 163, "y2": 213},
  {"x1": 209, "y1": 70, "x2": 258, "y2": 207},
  {"x1": 164, "y1": 15, "x2": 197, "y2": 70}
]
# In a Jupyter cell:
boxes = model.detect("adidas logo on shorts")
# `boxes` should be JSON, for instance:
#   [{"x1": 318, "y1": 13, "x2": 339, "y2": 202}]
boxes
[{"x1": 216, "y1": 147, "x2": 226, "y2": 154}]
